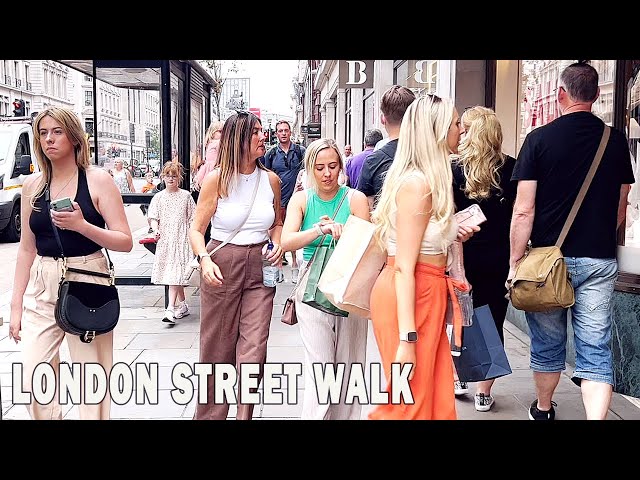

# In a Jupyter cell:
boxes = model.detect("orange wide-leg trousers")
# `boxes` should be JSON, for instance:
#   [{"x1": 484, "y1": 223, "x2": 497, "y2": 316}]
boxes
[{"x1": 369, "y1": 259, "x2": 456, "y2": 420}]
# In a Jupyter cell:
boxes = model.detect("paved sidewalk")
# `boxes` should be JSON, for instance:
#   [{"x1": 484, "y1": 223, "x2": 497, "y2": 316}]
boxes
[{"x1": 2, "y1": 247, "x2": 639, "y2": 420}]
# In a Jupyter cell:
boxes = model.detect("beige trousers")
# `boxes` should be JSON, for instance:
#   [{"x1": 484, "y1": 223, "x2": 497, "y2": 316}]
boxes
[
  {"x1": 21, "y1": 252, "x2": 113, "y2": 420},
  {"x1": 294, "y1": 266, "x2": 368, "y2": 420}
]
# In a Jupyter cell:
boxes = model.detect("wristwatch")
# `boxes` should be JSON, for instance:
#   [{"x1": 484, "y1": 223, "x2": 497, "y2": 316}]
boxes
[
  {"x1": 197, "y1": 252, "x2": 210, "y2": 264},
  {"x1": 399, "y1": 331, "x2": 418, "y2": 343}
]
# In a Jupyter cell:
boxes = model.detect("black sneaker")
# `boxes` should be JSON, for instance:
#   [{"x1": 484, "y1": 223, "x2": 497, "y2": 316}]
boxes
[{"x1": 528, "y1": 399, "x2": 556, "y2": 420}]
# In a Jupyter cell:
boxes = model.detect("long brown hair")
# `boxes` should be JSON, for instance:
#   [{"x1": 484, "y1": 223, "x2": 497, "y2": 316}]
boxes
[
  {"x1": 216, "y1": 111, "x2": 268, "y2": 198},
  {"x1": 30, "y1": 107, "x2": 90, "y2": 208}
]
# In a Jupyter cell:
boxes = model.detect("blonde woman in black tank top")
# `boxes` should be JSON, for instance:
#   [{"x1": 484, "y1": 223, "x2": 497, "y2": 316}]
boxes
[{"x1": 9, "y1": 107, "x2": 132, "y2": 420}]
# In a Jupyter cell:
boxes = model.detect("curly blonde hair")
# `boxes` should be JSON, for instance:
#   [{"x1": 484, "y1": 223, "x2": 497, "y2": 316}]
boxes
[{"x1": 455, "y1": 106, "x2": 505, "y2": 200}]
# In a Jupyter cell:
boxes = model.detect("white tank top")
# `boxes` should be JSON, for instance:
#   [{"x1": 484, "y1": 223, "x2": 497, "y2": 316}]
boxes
[
  {"x1": 210, "y1": 168, "x2": 275, "y2": 245},
  {"x1": 387, "y1": 211, "x2": 458, "y2": 255}
]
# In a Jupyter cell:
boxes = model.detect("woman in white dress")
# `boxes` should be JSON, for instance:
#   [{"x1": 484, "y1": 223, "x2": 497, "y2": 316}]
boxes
[
  {"x1": 112, "y1": 159, "x2": 135, "y2": 193},
  {"x1": 148, "y1": 161, "x2": 196, "y2": 323}
]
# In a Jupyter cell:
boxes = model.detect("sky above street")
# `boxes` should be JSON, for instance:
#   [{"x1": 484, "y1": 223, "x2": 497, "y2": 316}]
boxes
[{"x1": 231, "y1": 60, "x2": 300, "y2": 117}]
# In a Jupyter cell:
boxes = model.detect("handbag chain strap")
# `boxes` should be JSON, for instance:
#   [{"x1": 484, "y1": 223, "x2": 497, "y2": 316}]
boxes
[
  {"x1": 555, "y1": 125, "x2": 610, "y2": 248},
  {"x1": 45, "y1": 184, "x2": 115, "y2": 284},
  {"x1": 290, "y1": 187, "x2": 350, "y2": 297}
]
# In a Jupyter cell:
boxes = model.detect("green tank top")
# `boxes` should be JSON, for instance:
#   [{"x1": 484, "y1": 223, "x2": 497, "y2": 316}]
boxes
[{"x1": 301, "y1": 186, "x2": 351, "y2": 261}]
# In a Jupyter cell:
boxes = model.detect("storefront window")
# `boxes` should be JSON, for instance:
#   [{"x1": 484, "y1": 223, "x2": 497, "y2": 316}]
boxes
[
  {"x1": 519, "y1": 60, "x2": 616, "y2": 150},
  {"x1": 190, "y1": 96, "x2": 203, "y2": 190},
  {"x1": 625, "y1": 72, "x2": 640, "y2": 254},
  {"x1": 170, "y1": 73, "x2": 183, "y2": 165},
  {"x1": 363, "y1": 88, "x2": 375, "y2": 135},
  {"x1": 394, "y1": 60, "x2": 437, "y2": 97}
]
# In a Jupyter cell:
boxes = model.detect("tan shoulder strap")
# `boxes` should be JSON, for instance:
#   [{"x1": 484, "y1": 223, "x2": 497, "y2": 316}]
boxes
[{"x1": 556, "y1": 125, "x2": 610, "y2": 248}]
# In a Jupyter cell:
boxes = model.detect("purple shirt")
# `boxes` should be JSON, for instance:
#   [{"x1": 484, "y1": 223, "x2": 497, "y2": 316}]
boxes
[{"x1": 345, "y1": 147, "x2": 374, "y2": 189}]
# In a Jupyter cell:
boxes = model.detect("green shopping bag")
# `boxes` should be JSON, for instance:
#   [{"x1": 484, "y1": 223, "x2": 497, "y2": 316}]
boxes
[{"x1": 302, "y1": 244, "x2": 350, "y2": 317}]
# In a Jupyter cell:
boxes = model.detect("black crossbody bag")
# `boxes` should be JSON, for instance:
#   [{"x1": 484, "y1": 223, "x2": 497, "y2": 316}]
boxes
[{"x1": 46, "y1": 186, "x2": 120, "y2": 343}]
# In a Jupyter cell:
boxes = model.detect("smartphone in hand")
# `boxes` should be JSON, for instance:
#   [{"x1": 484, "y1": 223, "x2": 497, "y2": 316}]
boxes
[
  {"x1": 51, "y1": 197, "x2": 74, "y2": 212},
  {"x1": 454, "y1": 204, "x2": 487, "y2": 228}
]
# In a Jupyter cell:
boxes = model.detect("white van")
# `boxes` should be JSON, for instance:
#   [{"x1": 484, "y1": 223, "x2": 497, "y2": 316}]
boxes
[{"x1": 0, "y1": 117, "x2": 38, "y2": 242}]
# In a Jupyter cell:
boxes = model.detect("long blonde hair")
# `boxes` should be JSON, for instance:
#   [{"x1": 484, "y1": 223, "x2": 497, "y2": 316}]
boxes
[
  {"x1": 30, "y1": 107, "x2": 90, "y2": 208},
  {"x1": 372, "y1": 94, "x2": 456, "y2": 251},
  {"x1": 205, "y1": 120, "x2": 224, "y2": 147},
  {"x1": 456, "y1": 106, "x2": 505, "y2": 200}
]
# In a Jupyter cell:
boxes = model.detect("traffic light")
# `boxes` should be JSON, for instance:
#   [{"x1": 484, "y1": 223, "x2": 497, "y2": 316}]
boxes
[{"x1": 12, "y1": 99, "x2": 25, "y2": 116}]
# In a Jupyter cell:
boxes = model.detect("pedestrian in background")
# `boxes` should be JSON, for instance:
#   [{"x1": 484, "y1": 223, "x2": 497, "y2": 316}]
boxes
[
  {"x1": 345, "y1": 128, "x2": 383, "y2": 189},
  {"x1": 344, "y1": 144, "x2": 353, "y2": 160},
  {"x1": 357, "y1": 85, "x2": 416, "y2": 210},
  {"x1": 112, "y1": 158, "x2": 135, "y2": 193},
  {"x1": 369, "y1": 94, "x2": 467, "y2": 420},
  {"x1": 139, "y1": 171, "x2": 157, "y2": 216},
  {"x1": 261, "y1": 120, "x2": 306, "y2": 283},
  {"x1": 451, "y1": 106, "x2": 517, "y2": 411},
  {"x1": 509, "y1": 62, "x2": 635, "y2": 420},
  {"x1": 9, "y1": 106, "x2": 133, "y2": 419},
  {"x1": 194, "y1": 120, "x2": 224, "y2": 245},
  {"x1": 147, "y1": 161, "x2": 196, "y2": 324},
  {"x1": 196, "y1": 120, "x2": 225, "y2": 190},
  {"x1": 189, "y1": 111, "x2": 284, "y2": 420},
  {"x1": 281, "y1": 138, "x2": 370, "y2": 419}
]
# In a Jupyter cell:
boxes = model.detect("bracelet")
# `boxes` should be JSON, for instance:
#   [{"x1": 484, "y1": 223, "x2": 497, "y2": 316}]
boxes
[{"x1": 313, "y1": 222, "x2": 324, "y2": 237}]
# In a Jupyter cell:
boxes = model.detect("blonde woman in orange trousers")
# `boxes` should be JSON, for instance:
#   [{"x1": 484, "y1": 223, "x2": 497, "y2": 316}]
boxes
[{"x1": 369, "y1": 94, "x2": 471, "y2": 420}]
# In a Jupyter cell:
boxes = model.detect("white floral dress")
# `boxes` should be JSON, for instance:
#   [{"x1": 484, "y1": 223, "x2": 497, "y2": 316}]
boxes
[{"x1": 147, "y1": 188, "x2": 196, "y2": 285}]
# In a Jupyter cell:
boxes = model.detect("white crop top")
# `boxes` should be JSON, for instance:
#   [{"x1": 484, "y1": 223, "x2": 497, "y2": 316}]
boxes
[
  {"x1": 386, "y1": 210, "x2": 458, "y2": 256},
  {"x1": 210, "y1": 168, "x2": 275, "y2": 245}
]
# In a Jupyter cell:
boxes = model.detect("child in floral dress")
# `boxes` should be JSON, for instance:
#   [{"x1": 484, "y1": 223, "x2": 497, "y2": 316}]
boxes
[{"x1": 147, "y1": 161, "x2": 196, "y2": 323}]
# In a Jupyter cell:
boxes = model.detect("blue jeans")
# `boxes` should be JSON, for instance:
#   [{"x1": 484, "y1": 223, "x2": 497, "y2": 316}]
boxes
[{"x1": 525, "y1": 257, "x2": 618, "y2": 386}]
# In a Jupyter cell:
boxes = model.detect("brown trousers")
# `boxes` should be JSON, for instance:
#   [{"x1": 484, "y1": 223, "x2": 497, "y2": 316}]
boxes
[{"x1": 194, "y1": 240, "x2": 275, "y2": 420}]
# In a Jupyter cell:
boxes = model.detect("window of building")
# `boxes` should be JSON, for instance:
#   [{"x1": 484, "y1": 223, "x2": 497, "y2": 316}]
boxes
[
  {"x1": 85, "y1": 90, "x2": 93, "y2": 107},
  {"x1": 519, "y1": 60, "x2": 616, "y2": 150},
  {"x1": 394, "y1": 59, "x2": 437, "y2": 96},
  {"x1": 345, "y1": 88, "x2": 352, "y2": 147},
  {"x1": 624, "y1": 70, "x2": 640, "y2": 259},
  {"x1": 363, "y1": 88, "x2": 375, "y2": 135}
]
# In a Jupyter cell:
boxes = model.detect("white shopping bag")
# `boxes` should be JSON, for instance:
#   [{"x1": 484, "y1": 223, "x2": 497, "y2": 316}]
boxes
[{"x1": 318, "y1": 215, "x2": 386, "y2": 318}]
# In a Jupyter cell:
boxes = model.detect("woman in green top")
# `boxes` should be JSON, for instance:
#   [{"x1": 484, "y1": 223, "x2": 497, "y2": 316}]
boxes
[{"x1": 282, "y1": 138, "x2": 370, "y2": 420}]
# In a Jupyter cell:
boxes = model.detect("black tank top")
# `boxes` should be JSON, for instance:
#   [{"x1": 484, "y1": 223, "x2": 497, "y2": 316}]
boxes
[{"x1": 29, "y1": 168, "x2": 106, "y2": 257}]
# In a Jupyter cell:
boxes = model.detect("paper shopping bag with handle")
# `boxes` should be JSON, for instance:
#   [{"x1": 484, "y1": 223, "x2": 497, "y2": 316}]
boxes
[
  {"x1": 453, "y1": 304, "x2": 512, "y2": 383},
  {"x1": 317, "y1": 215, "x2": 386, "y2": 318}
]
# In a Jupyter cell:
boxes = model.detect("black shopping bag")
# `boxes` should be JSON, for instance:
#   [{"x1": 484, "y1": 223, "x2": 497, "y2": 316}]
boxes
[{"x1": 453, "y1": 304, "x2": 512, "y2": 383}]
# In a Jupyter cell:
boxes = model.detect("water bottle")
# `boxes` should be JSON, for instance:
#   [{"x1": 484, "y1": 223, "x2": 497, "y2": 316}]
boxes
[{"x1": 262, "y1": 241, "x2": 278, "y2": 288}]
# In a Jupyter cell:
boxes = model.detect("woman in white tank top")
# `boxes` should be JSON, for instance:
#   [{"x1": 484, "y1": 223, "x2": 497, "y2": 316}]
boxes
[{"x1": 188, "y1": 111, "x2": 284, "y2": 420}]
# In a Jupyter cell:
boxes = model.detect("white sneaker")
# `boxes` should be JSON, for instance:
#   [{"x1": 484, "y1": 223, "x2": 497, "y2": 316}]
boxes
[
  {"x1": 174, "y1": 302, "x2": 190, "y2": 319},
  {"x1": 454, "y1": 380, "x2": 469, "y2": 396},
  {"x1": 475, "y1": 393, "x2": 495, "y2": 412},
  {"x1": 162, "y1": 309, "x2": 175, "y2": 324}
]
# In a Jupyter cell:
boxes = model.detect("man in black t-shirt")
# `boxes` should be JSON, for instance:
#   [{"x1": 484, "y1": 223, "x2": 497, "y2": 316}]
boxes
[
  {"x1": 510, "y1": 62, "x2": 635, "y2": 421},
  {"x1": 357, "y1": 85, "x2": 416, "y2": 210}
]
